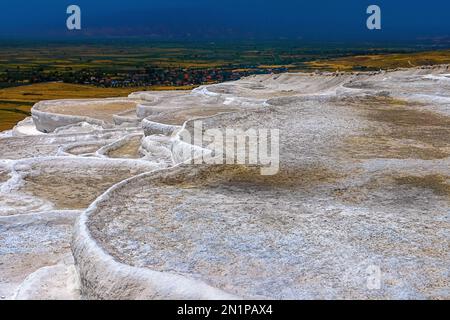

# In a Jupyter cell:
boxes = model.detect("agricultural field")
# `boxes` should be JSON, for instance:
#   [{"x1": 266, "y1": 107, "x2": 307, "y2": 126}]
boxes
[{"x1": 306, "y1": 50, "x2": 450, "y2": 71}]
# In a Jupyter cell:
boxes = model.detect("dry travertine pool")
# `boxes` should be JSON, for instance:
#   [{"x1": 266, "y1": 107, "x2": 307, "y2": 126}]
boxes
[
  {"x1": 66, "y1": 143, "x2": 109, "y2": 156},
  {"x1": 87, "y1": 165, "x2": 449, "y2": 299},
  {"x1": 107, "y1": 136, "x2": 143, "y2": 159},
  {"x1": 19, "y1": 160, "x2": 153, "y2": 210},
  {"x1": 39, "y1": 100, "x2": 138, "y2": 123},
  {"x1": 2, "y1": 65, "x2": 450, "y2": 299}
]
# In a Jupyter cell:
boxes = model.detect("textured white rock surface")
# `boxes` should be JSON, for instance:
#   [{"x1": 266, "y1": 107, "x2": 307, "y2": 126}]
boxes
[
  {"x1": 0, "y1": 210, "x2": 80, "y2": 299},
  {"x1": 79, "y1": 66, "x2": 450, "y2": 299},
  {"x1": 0, "y1": 99, "x2": 160, "y2": 298},
  {"x1": 1, "y1": 66, "x2": 450, "y2": 299},
  {"x1": 13, "y1": 258, "x2": 80, "y2": 300}
]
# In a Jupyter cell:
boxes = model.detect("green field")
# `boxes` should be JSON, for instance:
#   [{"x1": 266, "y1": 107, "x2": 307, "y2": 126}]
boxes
[{"x1": 306, "y1": 50, "x2": 450, "y2": 70}]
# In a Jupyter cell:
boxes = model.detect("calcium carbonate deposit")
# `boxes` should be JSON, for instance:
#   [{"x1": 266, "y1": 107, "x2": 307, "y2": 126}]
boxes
[{"x1": 1, "y1": 66, "x2": 449, "y2": 299}]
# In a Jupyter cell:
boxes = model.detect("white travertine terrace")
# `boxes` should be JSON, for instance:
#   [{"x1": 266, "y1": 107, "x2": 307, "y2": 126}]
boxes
[{"x1": 1, "y1": 66, "x2": 450, "y2": 299}]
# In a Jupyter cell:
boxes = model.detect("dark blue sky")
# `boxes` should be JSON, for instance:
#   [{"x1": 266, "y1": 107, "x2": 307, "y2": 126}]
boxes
[{"x1": 1, "y1": 0, "x2": 449, "y2": 42}]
